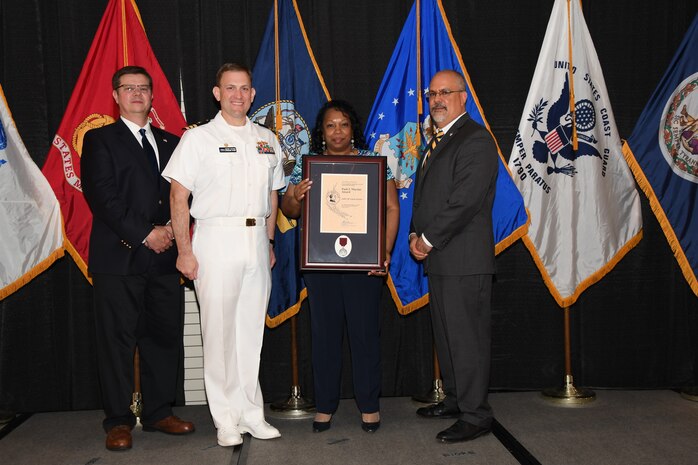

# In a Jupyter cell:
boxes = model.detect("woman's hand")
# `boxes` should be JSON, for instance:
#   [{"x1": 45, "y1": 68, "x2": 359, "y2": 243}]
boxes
[
  {"x1": 368, "y1": 252, "x2": 391, "y2": 277},
  {"x1": 294, "y1": 178, "x2": 313, "y2": 202}
]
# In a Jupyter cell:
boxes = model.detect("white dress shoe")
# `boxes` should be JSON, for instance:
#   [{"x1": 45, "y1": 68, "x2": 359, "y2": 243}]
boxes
[
  {"x1": 238, "y1": 420, "x2": 281, "y2": 440},
  {"x1": 217, "y1": 427, "x2": 243, "y2": 447}
]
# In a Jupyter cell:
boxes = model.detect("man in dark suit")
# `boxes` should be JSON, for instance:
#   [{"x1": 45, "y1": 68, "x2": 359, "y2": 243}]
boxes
[
  {"x1": 409, "y1": 69, "x2": 498, "y2": 443},
  {"x1": 81, "y1": 66, "x2": 194, "y2": 451}
]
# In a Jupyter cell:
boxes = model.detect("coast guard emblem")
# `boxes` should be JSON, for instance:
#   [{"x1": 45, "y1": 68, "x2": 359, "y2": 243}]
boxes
[
  {"x1": 660, "y1": 72, "x2": 698, "y2": 183},
  {"x1": 526, "y1": 74, "x2": 601, "y2": 177}
]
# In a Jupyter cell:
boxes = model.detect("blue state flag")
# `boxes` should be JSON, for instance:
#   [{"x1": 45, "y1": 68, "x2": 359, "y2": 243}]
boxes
[
  {"x1": 622, "y1": 13, "x2": 698, "y2": 297},
  {"x1": 250, "y1": 0, "x2": 330, "y2": 327},
  {"x1": 365, "y1": 0, "x2": 529, "y2": 314}
]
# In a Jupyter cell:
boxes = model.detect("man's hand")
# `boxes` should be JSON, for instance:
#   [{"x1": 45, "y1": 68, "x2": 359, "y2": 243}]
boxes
[
  {"x1": 269, "y1": 246, "x2": 277, "y2": 269},
  {"x1": 409, "y1": 234, "x2": 431, "y2": 261},
  {"x1": 144, "y1": 225, "x2": 174, "y2": 253},
  {"x1": 176, "y1": 251, "x2": 199, "y2": 280}
]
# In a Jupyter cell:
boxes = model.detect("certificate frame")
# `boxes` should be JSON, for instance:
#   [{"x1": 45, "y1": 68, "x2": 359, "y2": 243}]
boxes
[{"x1": 300, "y1": 155, "x2": 386, "y2": 271}]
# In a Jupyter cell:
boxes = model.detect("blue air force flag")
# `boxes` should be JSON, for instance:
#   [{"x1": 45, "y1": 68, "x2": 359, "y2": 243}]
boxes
[
  {"x1": 0, "y1": 85, "x2": 64, "y2": 300},
  {"x1": 365, "y1": 0, "x2": 528, "y2": 314},
  {"x1": 508, "y1": 0, "x2": 643, "y2": 308},
  {"x1": 622, "y1": 14, "x2": 698, "y2": 297},
  {"x1": 250, "y1": 0, "x2": 330, "y2": 327}
]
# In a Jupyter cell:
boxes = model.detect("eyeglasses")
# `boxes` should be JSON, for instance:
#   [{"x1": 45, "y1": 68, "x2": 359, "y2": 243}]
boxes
[
  {"x1": 425, "y1": 89, "x2": 465, "y2": 100},
  {"x1": 116, "y1": 84, "x2": 152, "y2": 94}
]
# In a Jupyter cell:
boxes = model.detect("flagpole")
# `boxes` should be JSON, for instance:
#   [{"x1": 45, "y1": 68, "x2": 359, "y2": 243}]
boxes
[
  {"x1": 566, "y1": 0, "x2": 578, "y2": 150},
  {"x1": 130, "y1": 348, "x2": 143, "y2": 423},
  {"x1": 411, "y1": 0, "x2": 441, "y2": 407},
  {"x1": 265, "y1": 0, "x2": 313, "y2": 420},
  {"x1": 412, "y1": 344, "x2": 445, "y2": 404},
  {"x1": 415, "y1": 0, "x2": 422, "y2": 147},
  {"x1": 409, "y1": 0, "x2": 446, "y2": 406},
  {"x1": 274, "y1": 0, "x2": 282, "y2": 132},
  {"x1": 542, "y1": 4, "x2": 592, "y2": 404},
  {"x1": 269, "y1": 315, "x2": 315, "y2": 418},
  {"x1": 122, "y1": 0, "x2": 144, "y2": 423},
  {"x1": 542, "y1": 306, "x2": 595, "y2": 404}
]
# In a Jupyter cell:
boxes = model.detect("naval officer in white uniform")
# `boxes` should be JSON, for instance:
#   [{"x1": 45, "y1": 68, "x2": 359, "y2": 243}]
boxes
[{"x1": 163, "y1": 63, "x2": 285, "y2": 447}]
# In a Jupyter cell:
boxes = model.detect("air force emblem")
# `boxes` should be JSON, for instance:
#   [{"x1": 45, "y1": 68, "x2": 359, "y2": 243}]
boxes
[{"x1": 371, "y1": 122, "x2": 420, "y2": 189}]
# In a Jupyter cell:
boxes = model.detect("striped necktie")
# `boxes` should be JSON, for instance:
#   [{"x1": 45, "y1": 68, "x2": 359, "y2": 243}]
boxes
[{"x1": 422, "y1": 129, "x2": 443, "y2": 168}]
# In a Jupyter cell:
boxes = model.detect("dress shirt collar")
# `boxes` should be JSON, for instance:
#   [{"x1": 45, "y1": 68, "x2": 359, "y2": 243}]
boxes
[
  {"x1": 120, "y1": 116, "x2": 153, "y2": 140},
  {"x1": 434, "y1": 112, "x2": 466, "y2": 136}
]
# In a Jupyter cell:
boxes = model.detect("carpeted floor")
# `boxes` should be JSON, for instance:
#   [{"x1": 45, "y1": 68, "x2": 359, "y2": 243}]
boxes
[{"x1": 1, "y1": 390, "x2": 697, "y2": 465}]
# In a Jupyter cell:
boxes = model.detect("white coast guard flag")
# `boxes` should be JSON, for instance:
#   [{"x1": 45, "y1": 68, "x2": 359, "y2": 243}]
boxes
[
  {"x1": 507, "y1": 0, "x2": 642, "y2": 307},
  {"x1": 0, "y1": 84, "x2": 64, "y2": 300}
]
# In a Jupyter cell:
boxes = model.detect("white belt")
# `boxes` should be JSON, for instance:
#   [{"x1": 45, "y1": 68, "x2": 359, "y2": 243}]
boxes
[{"x1": 196, "y1": 217, "x2": 267, "y2": 227}]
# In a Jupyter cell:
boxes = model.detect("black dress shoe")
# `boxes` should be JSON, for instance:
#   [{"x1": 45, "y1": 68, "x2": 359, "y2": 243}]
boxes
[
  {"x1": 361, "y1": 420, "x2": 380, "y2": 433},
  {"x1": 436, "y1": 420, "x2": 491, "y2": 443},
  {"x1": 312, "y1": 420, "x2": 331, "y2": 432},
  {"x1": 416, "y1": 402, "x2": 461, "y2": 419}
]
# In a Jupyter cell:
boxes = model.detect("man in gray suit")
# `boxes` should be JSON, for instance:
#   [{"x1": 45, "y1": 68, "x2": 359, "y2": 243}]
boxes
[{"x1": 409, "y1": 69, "x2": 498, "y2": 443}]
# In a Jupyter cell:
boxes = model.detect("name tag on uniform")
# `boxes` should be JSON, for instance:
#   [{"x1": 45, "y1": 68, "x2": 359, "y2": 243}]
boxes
[{"x1": 219, "y1": 146, "x2": 237, "y2": 153}]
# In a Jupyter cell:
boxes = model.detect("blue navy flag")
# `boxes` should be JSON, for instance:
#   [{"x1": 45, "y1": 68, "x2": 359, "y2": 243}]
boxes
[
  {"x1": 250, "y1": 0, "x2": 330, "y2": 327},
  {"x1": 622, "y1": 13, "x2": 698, "y2": 297},
  {"x1": 365, "y1": 0, "x2": 529, "y2": 314}
]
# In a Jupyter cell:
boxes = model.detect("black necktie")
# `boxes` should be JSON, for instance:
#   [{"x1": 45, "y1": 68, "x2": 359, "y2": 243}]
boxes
[
  {"x1": 422, "y1": 129, "x2": 443, "y2": 168},
  {"x1": 139, "y1": 128, "x2": 159, "y2": 178}
]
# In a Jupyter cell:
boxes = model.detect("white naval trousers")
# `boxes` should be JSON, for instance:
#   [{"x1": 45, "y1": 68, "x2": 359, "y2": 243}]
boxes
[{"x1": 192, "y1": 217, "x2": 271, "y2": 430}]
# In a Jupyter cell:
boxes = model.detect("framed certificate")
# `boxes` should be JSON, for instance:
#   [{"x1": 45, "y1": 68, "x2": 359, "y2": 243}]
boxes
[{"x1": 300, "y1": 155, "x2": 386, "y2": 271}]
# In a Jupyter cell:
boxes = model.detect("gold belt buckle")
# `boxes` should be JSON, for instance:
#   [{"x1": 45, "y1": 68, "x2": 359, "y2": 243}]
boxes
[{"x1": 246, "y1": 218, "x2": 256, "y2": 227}]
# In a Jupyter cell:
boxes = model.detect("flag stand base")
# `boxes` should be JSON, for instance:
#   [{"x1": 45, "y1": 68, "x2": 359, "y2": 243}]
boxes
[
  {"x1": 130, "y1": 392, "x2": 143, "y2": 425},
  {"x1": 542, "y1": 375, "x2": 595, "y2": 405},
  {"x1": 679, "y1": 386, "x2": 698, "y2": 402},
  {"x1": 268, "y1": 385, "x2": 315, "y2": 419},
  {"x1": 412, "y1": 378, "x2": 445, "y2": 404}
]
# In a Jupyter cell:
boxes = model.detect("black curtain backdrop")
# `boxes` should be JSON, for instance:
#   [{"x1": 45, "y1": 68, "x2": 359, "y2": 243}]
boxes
[{"x1": 1, "y1": 0, "x2": 697, "y2": 413}]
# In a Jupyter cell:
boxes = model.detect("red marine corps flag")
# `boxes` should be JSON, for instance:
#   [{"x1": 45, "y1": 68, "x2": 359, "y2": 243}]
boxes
[{"x1": 42, "y1": 0, "x2": 186, "y2": 277}]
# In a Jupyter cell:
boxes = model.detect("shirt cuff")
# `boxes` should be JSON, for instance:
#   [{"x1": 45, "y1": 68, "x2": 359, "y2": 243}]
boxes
[{"x1": 421, "y1": 234, "x2": 433, "y2": 248}]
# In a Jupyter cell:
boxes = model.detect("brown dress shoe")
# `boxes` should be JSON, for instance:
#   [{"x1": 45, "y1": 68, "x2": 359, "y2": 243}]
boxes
[
  {"x1": 106, "y1": 425, "x2": 132, "y2": 451},
  {"x1": 142, "y1": 415, "x2": 195, "y2": 435}
]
